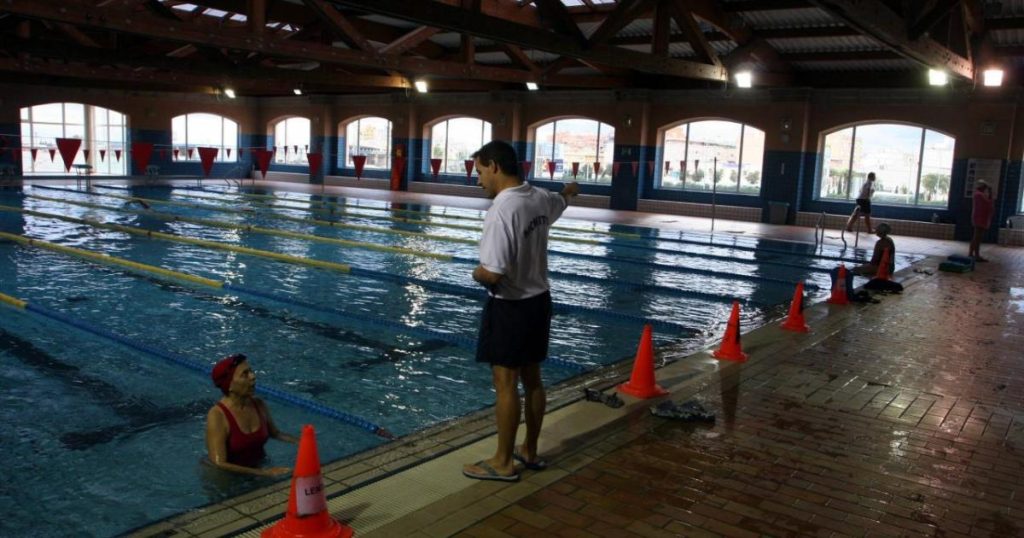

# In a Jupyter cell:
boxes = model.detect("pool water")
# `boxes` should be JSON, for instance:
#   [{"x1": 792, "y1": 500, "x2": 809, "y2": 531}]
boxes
[{"x1": 0, "y1": 184, "x2": 920, "y2": 537}]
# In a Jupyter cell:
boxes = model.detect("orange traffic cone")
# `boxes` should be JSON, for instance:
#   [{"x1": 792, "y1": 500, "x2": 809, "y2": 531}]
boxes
[
  {"x1": 713, "y1": 301, "x2": 748, "y2": 362},
  {"x1": 827, "y1": 264, "x2": 849, "y2": 305},
  {"x1": 263, "y1": 425, "x2": 353, "y2": 538},
  {"x1": 875, "y1": 248, "x2": 892, "y2": 281},
  {"x1": 781, "y1": 282, "x2": 810, "y2": 333},
  {"x1": 617, "y1": 324, "x2": 668, "y2": 399}
]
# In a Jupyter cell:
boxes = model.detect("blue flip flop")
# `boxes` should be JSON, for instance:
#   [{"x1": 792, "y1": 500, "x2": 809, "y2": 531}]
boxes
[
  {"x1": 513, "y1": 449, "x2": 549, "y2": 471},
  {"x1": 463, "y1": 460, "x2": 519, "y2": 482}
]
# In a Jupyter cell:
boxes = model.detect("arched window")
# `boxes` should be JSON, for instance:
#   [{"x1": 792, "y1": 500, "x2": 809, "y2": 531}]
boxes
[
  {"x1": 272, "y1": 117, "x2": 310, "y2": 164},
  {"x1": 342, "y1": 117, "x2": 391, "y2": 169},
  {"x1": 533, "y1": 118, "x2": 614, "y2": 183},
  {"x1": 660, "y1": 120, "x2": 764, "y2": 194},
  {"x1": 171, "y1": 113, "x2": 237, "y2": 162},
  {"x1": 430, "y1": 117, "x2": 492, "y2": 174},
  {"x1": 820, "y1": 123, "x2": 954, "y2": 207},
  {"x1": 20, "y1": 102, "x2": 127, "y2": 176}
]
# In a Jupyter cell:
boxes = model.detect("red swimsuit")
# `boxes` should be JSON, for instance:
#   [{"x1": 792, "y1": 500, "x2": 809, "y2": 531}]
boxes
[{"x1": 217, "y1": 402, "x2": 269, "y2": 467}]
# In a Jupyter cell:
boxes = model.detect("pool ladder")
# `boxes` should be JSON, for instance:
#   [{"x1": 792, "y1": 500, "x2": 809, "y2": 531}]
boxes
[{"x1": 836, "y1": 214, "x2": 862, "y2": 250}]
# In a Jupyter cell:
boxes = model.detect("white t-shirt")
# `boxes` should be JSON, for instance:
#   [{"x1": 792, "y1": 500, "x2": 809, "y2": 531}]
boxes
[
  {"x1": 479, "y1": 182, "x2": 568, "y2": 300},
  {"x1": 858, "y1": 180, "x2": 874, "y2": 200}
]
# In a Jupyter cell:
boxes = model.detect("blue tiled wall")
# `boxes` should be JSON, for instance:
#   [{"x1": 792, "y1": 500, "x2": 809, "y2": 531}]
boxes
[{"x1": 1, "y1": 124, "x2": 22, "y2": 173}]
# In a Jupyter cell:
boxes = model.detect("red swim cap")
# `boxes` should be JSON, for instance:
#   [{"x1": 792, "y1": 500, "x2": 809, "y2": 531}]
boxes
[{"x1": 211, "y1": 353, "x2": 247, "y2": 395}]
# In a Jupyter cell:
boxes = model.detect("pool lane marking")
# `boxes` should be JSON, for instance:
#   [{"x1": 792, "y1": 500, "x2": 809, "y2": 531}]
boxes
[
  {"x1": 32, "y1": 187, "x2": 831, "y2": 285},
  {"x1": 0, "y1": 288, "x2": 391, "y2": 436},
  {"x1": 0, "y1": 206, "x2": 695, "y2": 334},
  {"x1": 20, "y1": 195, "x2": 777, "y2": 303},
  {"x1": 25, "y1": 193, "x2": 454, "y2": 261}
]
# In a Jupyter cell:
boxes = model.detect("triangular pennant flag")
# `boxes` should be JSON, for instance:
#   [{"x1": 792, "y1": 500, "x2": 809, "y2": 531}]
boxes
[
  {"x1": 593, "y1": 162, "x2": 601, "y2": 176},
  {"x1": 304, "y1": 144, "x2": 309, "y2": 152},
  {"x1": 430, "y1": 158, "x2": 442, "y2": 179},
  {"x1": 100, "y1": 149, "x2": 107, "y2": 162},
  {"x1": 520, "y1": 161, "x2": 532, "y2": 178},
  {"x1": 613, "y1": 162, "x2": 621, "y2": 177},
  {"x1": 173, "y1": 149, "x2": 180, "y2": 160},
  {"x1": 293, "y1": 145, "x2": 298, "y2": 155},
  {"x1": 283, "y1": 145, "x2": 289, "y2": 156},
  {"x1": 546, "y1": 160, "x2": 556, "y2": 179},
  {"x1": 253, "y1": 148, "x2": 272, "y2": 178},
  {"x1": 352, "y1": 155, "x2": 367, "y2": 179},
  {"x1": 30, "y1": 148, "x2": 38, "y2": 162},
  {"x1": 197, "y1": 147, "x2": 218, "y2": 177},
  {"x1": 115, "y1": 149, "x2": 122, "y2": 162},
  {"x1": 646, "y1": 161, "x2": 654, "y2": 177},
  {"x1": 226, "y1": 148, "x2": 232, "y2": 158},
  {"x1": 464, "y1": 159, "x2": 475, "y2": 180},
  {"x1": 571, "y1": 162, "x2": 579, "y2": 179},
  {"x1": 131, "y1": 142, "x2": 154, "y2": 174},
  {"x1": 49, "y1": 148, "x2": 56, "y2": 162},
  {"x1": 56, "y1": 138, "x2": 82, "y2": 172},
  {"x1": 186, "y1": 148, "x2": 194, "y2": 160},
  {"x1": 306, "y1": 152, "x2": 322, "y2": 176},
  {"x1": 664, "y1": 160, "x2": 671, "y2": 173},
  {"x1": 238, "y1": 147, "x2": 245, "y2": 157},
  {"x1": 82, "y1": 149, "x2": 90, "y2": 162},
  {"x1": 680, "y1": 161, "x2": 687, "y2": 179}
]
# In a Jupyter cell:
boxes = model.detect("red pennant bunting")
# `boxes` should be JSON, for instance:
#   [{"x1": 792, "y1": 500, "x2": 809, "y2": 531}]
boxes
[
  {"x1": 430, "y1": 158, "x2": 442, "y2": 179},
  {"x1": 238, "y1": 147, "x2": 245, "y2": 157},
  {"x1": 664, "y1": 160, "x2": 671, "y2": 173},
  {"x1": 187, "y1": 148, "x2": 194, "y2": 160},
  {"x1": 593, "y1": 162, "x2": 601, "y2": 176},
  {"x1": 520, "y1": 161, "x2": 532, "y2": 178},
  {"x1": 283, "y1": 146, "x2": 288, "y2": 156},
  {"x1": 49, "y1": 148, "x2": 56, "y2": 162},
  {"x1": 115, "y1": 149, "x2": 122, "y2": 162},
  {"x1": 464, "y1": 159, "x2": 475, "y2": 181},
  {"x1": 100, "y1": 149, "x2": 107, "y2": 162},
  {"x1": 197, "y1": 147, "x2": 219, "y2": 177},
  {"x1": 253, "y1": 148, "x2": 272, "y2": 178},
  {"x1": 173, "y1": 149, "x2": 180, "y2": 160},
  {"x1": 571, "y1": 162, "x2": 579, "y2": 179},
  {"x1": 352, "y1": 155, "x2": 367, "y2": 179},
  {"x1": 30, "y1": 148, "x2": 38, "y2": 162},
  {"x1": 546, "y1": 160, "x2": 556, "y2": 179},
  {"x1": 306, "y1": 152, "x2": 322, "y2": 176},
  {"x1": 293, "y1": 145, "x2": 298, "y2": 155},
  {"x1": 613, "y1": 162, "x2": 621, "y2": 177},
  {"x1": 82, "y1": 149, "x2": 90, "y2": 162},
  {"x1": 131, "y1": 142, "x2": 154, "y2": 174},
  {"x1": 304, "y1": 145, "x2": 309, "y2": 152},
  {"x1": 226, "y1": 148, "x2": 232, "y2": 158},
  {"x1": 56, "y1": 138, "x2": 82, "y2": 172},
  {"x1": 646, "y1": 161, "x2": 654, "y2": 177}
]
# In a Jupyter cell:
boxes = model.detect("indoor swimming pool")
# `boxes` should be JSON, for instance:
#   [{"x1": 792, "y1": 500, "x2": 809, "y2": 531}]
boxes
[{"x1": 0, "y1": 184, "x2": 922, "y2": 537}]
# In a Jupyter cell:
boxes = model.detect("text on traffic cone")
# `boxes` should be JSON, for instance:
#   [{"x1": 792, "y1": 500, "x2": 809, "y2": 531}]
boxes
[
  {"x1": 713, "y1": 301, "x2": 749, "y2": 362},
  {"x1": 617, "y1": 324, "x2": 668, "y2": 399},
  {"x1": 781, "y1": 281, "x2": 810, "y2": 333},
  {"x1": 263, "y1": 425, "x2": 353, "y2": 538}
]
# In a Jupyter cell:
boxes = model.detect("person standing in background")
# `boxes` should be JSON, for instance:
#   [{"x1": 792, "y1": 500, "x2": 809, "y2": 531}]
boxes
[
  {"x1": 969, "y1": 180, "x2": 995, "y2": 262},
  {"x1": 846, "y1": 172, "x2": 876, "y2": 233}
]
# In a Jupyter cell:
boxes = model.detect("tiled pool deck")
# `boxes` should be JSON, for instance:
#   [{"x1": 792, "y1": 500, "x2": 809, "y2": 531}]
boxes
[{"x1": 100, "y1": 181, "x2": 1023, "y2": 538}]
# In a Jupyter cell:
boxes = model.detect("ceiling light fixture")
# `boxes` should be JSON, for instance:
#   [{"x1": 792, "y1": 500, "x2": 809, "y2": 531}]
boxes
[
  {"x1": 526, "y1": 82, "x2": 539, "y2": 91},
  {"x1": 928, "y1": 69, "x2": 948, "y2": 86},
  {"x1": 984, "y1": 68, "x2": 1004, "y2": 87},
  {"x1": 414, "y1": 80, "x2": 428, "y2": 93},
  {"x1": 224, "y1": 88, "x2": 236, "y2": 99},
  {"x1": 734, "y1": 71, "x2": 752, "y2": 88}
]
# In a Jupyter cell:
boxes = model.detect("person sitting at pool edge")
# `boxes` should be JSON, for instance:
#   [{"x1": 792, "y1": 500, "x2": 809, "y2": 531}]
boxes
[
  {"x1": 852, "y1": 222, "x2": 895, "y2": 277},
  {"x1": 205, "y1": 353, "x2": 298, "y2": 476}
]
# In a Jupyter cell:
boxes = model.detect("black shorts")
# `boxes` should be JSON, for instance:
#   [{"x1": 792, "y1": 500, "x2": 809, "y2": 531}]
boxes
[
  {"x1": 476, "y1": 291, "x2": 552, "y2": 368},
  {"x1": 856, "y1": 198, "x2": 871, "y2": 214}
]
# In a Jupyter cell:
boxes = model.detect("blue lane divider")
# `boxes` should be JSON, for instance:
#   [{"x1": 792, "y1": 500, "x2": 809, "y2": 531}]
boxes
[
  {"x1": 23, "y1": 302, "x2": 388, "y2": 436},
  {"x1": 646, "y1": 232, "x2": 866, "y2": 264}
]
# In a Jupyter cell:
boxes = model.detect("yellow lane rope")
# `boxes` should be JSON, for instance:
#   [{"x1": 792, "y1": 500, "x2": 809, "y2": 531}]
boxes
[
  {"x1": 35, "y1": 188, "x2": 479, "y2": 246},
  {"x1": 0, "y1": 231, "x2": 224, "y2": 288},
  {"x1": 25, "y1": 194, "x2": 454, "y2": 261},
  {"x1": 0, "y1": 205, "x2": 352, "y2": 274},
  {"x1": 0, "y1": 291, "x2": 27, "y2": 309},
  {"x1": 48, "y1": 187, "x2": 602, "y2": 246}
]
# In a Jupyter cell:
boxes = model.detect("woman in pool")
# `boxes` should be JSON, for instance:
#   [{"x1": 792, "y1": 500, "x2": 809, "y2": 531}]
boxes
[{"x1": 205, "y1": 353, "x2": 298, "y2": 476}]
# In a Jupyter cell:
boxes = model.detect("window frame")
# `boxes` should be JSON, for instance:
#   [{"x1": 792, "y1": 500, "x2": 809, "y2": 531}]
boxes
[
  {"x1": 428, "y1": 117, "x2": 492, "y2": 176},
  {"x1": 20, "y1": 102, "x2": 127, "y2": 176},
  {"x1": 657, "y1": 119, "x2": 764, "y2": 195},
  {"x1": 817, "y1": 122, "x2": 955, "y2": 208},
  {"x1": 342, "y1": 116, "x2": 393, "y2": 170},
  {"x1": 272, "y1": 116, "x2": 310, "y2": 165},
  {"x1": 531, "y1": 117, "x2": 615, "y2": 184},
  {"x1": 171, "y1": 112, "x2": 239, "y2": 163}
]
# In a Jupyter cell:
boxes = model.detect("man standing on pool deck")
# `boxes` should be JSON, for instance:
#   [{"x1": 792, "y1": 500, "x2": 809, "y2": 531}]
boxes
[
  {"x1": 463, "y1": 140, "x2": 579, "y2": 482},
  {"x1": 846, "y1": 171, "x2": 876, "y2": 233}
]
